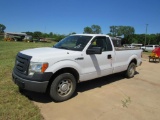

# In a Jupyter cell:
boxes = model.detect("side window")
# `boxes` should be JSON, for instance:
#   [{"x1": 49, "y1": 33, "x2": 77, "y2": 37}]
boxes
[{"x1": 89, "y1": 36, "x2": 112, "y2": 51}]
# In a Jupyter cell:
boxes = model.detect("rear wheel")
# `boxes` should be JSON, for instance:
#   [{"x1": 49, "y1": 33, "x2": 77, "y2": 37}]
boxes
[
  {"x1": 50, "y1": 73, "x2": 76, "y2": 102},
  {"x1": 125, "y1": 62, "x2": 136, "y2": 78}
]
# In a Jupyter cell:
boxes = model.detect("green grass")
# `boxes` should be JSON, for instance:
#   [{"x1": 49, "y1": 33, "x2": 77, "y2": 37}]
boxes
[
  {"x1": 143, "y1": 51, "x2": 152, "y2": 55},
  {"x1": 0, "y1": 40, "x2": 55, "y2": 120}
]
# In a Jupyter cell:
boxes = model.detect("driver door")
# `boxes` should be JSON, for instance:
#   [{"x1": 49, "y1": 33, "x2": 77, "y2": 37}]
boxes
[{"x1": 81, "y1": 36, "x2": 114, "y2": 81}]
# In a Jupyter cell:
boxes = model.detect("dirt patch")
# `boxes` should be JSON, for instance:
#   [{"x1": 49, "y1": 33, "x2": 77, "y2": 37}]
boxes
[{"x1": 142, "y1": 52, "x2": 150, "y2": 59}]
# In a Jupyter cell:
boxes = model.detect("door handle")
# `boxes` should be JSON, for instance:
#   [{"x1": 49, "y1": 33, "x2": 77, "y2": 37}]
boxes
[{"x1": 108, "y1": 54, "x2": 112, "y2": 59}]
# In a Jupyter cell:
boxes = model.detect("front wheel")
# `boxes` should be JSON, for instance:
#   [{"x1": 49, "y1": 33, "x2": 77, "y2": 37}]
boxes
[
  {"x1": 18, "y1": 87, "x2": 24, "y2": 93},
  {"x1": 50, "y1": 73, "x2": 76, "y2": 102},
  {"x1": 125, "y1": 62, "x2": 136, "y2": 78}
]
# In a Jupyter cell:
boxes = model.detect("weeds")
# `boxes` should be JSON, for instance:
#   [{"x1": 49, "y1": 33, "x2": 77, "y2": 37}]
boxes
[{"x1": 121, "y1": 96, "x2": 131, "y2": 108}]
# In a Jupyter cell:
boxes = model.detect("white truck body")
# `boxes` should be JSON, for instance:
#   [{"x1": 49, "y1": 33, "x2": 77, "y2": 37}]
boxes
[{"x1": 12, "y1": 34, "x2": 142, "y2": 102}]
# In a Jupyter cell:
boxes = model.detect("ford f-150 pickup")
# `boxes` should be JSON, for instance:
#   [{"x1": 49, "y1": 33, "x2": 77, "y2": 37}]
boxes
[{"x1": 12, "y1": 34, "x2": 142, "y2": 102}]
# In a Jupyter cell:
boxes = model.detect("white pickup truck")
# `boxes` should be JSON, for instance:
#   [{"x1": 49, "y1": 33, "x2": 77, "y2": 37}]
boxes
[{"x1": 12, "y1": 34, "x2": 142, "y2": 102}]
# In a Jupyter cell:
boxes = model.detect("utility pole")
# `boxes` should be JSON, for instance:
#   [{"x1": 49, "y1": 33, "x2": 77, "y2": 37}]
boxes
[{"x1": 144, "y1": 24, "x2": 148, "y2": 46}]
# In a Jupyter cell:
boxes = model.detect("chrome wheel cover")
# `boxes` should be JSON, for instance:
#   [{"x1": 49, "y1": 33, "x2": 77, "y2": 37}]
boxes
[{"x1": 57, "y1": 79, "x2": 72, "y2": 97}]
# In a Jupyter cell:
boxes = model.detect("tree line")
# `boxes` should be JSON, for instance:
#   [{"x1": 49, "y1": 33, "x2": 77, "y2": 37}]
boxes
[
  {"x1": 83, "y1": 25, "x2": 160, "y2": 45},
  {"x1": 1, "y1": 23, "x2": 160, "y2": 45}
]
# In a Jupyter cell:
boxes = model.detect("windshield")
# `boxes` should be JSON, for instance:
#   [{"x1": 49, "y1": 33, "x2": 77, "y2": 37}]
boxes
[{"x1": 54, "y1": 35, "x2": 92, "y2": 51}]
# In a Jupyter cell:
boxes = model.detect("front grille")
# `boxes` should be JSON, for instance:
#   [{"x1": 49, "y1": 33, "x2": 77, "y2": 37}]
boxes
[{"x1": 15, "y1": 52, "x2": 32, "y2": 75}]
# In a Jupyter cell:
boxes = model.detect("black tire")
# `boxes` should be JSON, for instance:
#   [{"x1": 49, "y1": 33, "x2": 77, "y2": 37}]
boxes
[
  {"x1": 50, "y1": 73, "x2": 76, "y2": 102},
  {"x1": 18, "y1": 87, "x2": 24, "y2": 93},
  {"x1": 125, "y1": 62, "x2": 136, "y2": 78}
]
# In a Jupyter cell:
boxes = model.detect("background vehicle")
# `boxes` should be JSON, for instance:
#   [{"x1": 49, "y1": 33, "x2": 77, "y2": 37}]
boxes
[
  {"x1": 12, "y1": 34, "x2": 142, "y2": 102},
  {"x1": 4, "y1": 32, "x2": 32, "y2": 41},
  {"x1": 123, "y1": 43, "x2": 142, "y2": 48},
  {"x1": 141, "y1": 45, "x2": 159, "y2": 52}
]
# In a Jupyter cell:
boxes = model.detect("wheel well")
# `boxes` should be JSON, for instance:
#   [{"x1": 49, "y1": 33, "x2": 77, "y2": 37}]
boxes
[
  {"x1": 46, "y1": 68, "x2": 79, "y2": 93},
  {"x1": 130, "y1": 58, "x2": 137, "y2": 65}
]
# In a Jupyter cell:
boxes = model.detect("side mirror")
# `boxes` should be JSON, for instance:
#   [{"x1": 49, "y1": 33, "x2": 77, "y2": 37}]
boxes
[{"x1": 86, "y1": 47, "x2": 102, "y2": 55}]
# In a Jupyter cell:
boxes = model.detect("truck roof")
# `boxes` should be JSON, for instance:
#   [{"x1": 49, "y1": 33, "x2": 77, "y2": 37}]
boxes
[{"x1": 72, "y1": 34, "x2": 110, "y2": 37}]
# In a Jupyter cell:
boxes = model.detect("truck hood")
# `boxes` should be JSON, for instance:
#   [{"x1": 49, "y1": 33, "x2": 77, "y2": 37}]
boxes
[{"x1": 20, "y1": 47, "x2": 79, "y2": 59}]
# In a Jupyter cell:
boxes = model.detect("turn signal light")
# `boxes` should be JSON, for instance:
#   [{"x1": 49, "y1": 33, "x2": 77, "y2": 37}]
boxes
[{"x1": 42, "y1": 63, "x2": 48, "y2": 72}]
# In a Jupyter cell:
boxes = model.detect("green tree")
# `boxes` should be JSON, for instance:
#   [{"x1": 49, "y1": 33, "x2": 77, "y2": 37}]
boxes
[
  {"x1": 42, "y1": 33, "x2": 49, "y2": 38},
  {"x1": 132, "y1": 34, "x2": 144, "y2": 44},
  {"x1": 123, "y1": 26, "x2": 135, "y2": 38},
  {"x1": 110, "y1": 26, "x2": 135, "y2": 44},
  {"x1": 110, "y1": 26, "x2": 118, "y2": 36},
  {"x1": 156, "y1": 33, "x2": 160, "y2": 45},
  {"x1": 83, "y1": 25, "x2": 102, "y2": 34},
  {"x1": 110, "y1": 26, "x2": 135, "y2": 37},
  {"x1": 138, "y1": 34, "x2": 145, "y2": 45},
  {"x1": 24, "y1": 31, "x2": 33, "y2": 36},
  {"x1": 68, "y1": 32, "x2": 76, "y2": 35},
  {"x1": 119, "y1": 33, "x2": 160, "y2": 45},
  {"x1": 147, "y1": 34, "x2": 157, "y2": 45},
  {"x1": 83, "y1": 26, "x2": 93, "y2": 34},
  {"x1": 52, "y1": 34, "x2": 66, "y2": 42},
  {"x1": 33, "y1": 31, "x2": 42, "y2": 39},
  {"x1": 122, "y1": 26, "x2": 135, "y2": 44},
  {"x1": 49, "y1": 32, "x2": 54, "y2": 37},
  {"x1": 0, "y1": 24, "x2": 6, "y2": 33},
  {"x1": 91, "y1": 25, "x2": 102, "y2": 34}
]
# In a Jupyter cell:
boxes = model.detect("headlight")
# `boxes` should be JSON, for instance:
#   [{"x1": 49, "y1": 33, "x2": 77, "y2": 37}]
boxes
[{"x1": 28, "y1": 62, "x2": 48, "y2": 76}]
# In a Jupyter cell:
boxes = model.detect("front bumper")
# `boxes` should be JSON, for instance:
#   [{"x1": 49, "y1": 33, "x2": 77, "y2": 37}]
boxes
[{"x1": 12, "y1": 71, "x2": 52, "y2": 93}]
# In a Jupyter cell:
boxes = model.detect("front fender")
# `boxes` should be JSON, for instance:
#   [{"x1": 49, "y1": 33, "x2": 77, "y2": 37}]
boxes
[{"x1": 45, "y1": 60, "x2": 82, "y2": 74}]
